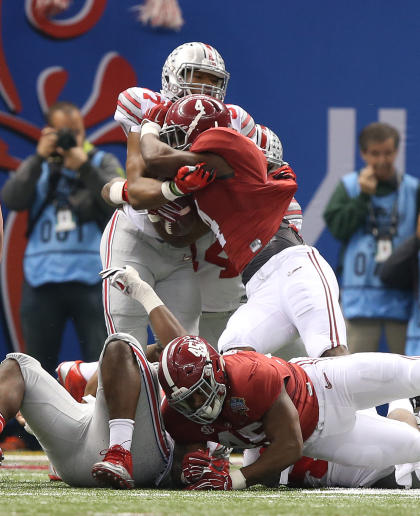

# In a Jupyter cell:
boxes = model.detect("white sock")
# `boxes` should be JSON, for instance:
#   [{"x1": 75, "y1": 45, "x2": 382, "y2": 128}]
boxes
[
  {"x1": 109, "y1": 419, "x2": 135, "y2": 451},
  {"x1": 79, "y1": 361, "x2": 98, "y2": 381}
]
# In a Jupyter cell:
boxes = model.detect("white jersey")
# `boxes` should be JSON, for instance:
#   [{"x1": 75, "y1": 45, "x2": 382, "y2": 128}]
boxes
[
  {"x1": 114, "y1": 87, "x2": 254, "y2": 340},
  {"x1": 115, "y1": 86, "x2": 256, "y2": 139}
]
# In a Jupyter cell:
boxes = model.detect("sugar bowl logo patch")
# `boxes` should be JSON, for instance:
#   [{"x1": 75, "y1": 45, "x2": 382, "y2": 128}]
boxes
[
  {"x1": 230, "y1": 397, "x2": 249, "y2": 414},
  {"x1": 200, "y1": 425, "x2": 214, "y2": 435}
]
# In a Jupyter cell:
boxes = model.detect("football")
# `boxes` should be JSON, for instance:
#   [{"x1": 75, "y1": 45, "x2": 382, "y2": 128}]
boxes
[{"x1": 159, "y1": 196, "x2": 197, "y2": 237}]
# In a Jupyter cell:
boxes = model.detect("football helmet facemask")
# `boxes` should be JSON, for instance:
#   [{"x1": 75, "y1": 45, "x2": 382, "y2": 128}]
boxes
[
  {"x1": 160, "y1": 94, "x2": 231, "y2": 150},
  {"x1": 255, "y1": 124, "x2": 284, "y2": 173},
  {"x1": 158, "y1": 335, "x2": 227, "y2": 424},
  {"x1": 161, "y1": 42, "x2": 230, "y2": 101}
]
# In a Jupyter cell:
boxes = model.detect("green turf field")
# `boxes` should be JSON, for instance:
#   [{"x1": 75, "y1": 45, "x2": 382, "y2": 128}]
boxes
[{"x1": 2, "y1": 451, "x2": 420, "y2": 516}]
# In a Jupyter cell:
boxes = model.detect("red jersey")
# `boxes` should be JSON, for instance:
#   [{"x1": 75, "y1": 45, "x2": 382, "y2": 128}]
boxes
[
  {"x1": 190, "y1": 128, "x2": 297, "y2": 273},
  {"x1": 162, "y1": 351, "x2": 318, "y2": 448}
]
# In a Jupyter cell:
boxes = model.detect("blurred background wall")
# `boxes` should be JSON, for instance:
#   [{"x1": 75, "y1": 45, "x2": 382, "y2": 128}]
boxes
[{"x1": 1, "y1": 0, "x2": 419, "y2": 359}]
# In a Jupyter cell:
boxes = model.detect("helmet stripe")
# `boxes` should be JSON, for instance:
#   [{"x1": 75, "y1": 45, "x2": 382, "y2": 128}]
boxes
[{"x1": 161, "y1": 341, "x2": 176, "y2": 390}]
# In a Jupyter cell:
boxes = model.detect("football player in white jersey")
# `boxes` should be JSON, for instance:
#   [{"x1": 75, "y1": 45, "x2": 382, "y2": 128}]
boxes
[
  {"x1": 0, "y1": 337, "x2": 173, "y2": 488},
  {"x1": 102, "y1": 41, "x2": 256, "y2": 355}
]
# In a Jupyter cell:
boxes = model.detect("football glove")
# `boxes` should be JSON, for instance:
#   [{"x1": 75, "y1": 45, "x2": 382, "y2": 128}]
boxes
[
  {"x1": 185, "y1": 470, "x2": 232, "y2": 491},
  {"x1": 395, "y1": 461, "x2": 420, "y2": 489},
  {"x1": 182, "y1": 448, "x2": 230, "y2": 485},
  {"x1": 99, "y1": 265, "x2": 144, "y2": 297},
  {"x1": 143, "y1": 101, "x2": 172, "y2": 127},
  {"x1": 173, "y1": 162, "x2": 216, "y2": 195}
]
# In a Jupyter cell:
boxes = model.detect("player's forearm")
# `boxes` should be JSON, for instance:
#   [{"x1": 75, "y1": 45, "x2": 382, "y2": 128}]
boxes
[
  {"x1": 148, "y1": 305, "x2": 187, "y2": 347},
  {"x1": 126, "y1": 177, "x2": 168, "y2": 210},
  {"x1": 240, "y1": 439, "x2": 303, "y2": 487}
]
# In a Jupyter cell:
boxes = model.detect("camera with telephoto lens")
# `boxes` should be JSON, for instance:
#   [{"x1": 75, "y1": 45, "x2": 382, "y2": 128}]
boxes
[{"x1": 56, "y1": 128, "x2": 77, "y2": 150}]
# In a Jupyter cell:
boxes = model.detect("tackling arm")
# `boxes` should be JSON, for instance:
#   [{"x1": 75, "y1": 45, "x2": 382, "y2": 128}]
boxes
[{"x1": 240, "y1": 387, "x2": 303, "y2": 487}]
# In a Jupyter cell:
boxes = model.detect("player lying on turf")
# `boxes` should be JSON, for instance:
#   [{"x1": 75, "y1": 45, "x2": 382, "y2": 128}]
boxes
[
  {"x1": 98, "y1": 265, "x2": 420, "y2": 490},
  {"x1": 0, "y1": 279, "x2": 180, "y2": 488}
]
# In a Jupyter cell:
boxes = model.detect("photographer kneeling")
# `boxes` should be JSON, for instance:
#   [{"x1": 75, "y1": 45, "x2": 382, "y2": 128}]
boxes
[{"x1": 1, "y1": 101, "x2": 124, "y2": 375}]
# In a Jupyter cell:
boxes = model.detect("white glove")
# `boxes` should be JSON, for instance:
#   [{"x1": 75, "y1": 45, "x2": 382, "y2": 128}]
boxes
[
  {"x1": 100, "y1": 265, "x2": 142, "y2": 297},
  {"x1": 99, "y1": 265, "x2": 163, "y2": 314},
  {"x1": 395, "y1": 461, "x2": 420, "y2": 489}
]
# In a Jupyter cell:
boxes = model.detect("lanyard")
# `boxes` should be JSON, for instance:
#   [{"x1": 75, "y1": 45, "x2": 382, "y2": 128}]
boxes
[{"x1": 366, "y1": 176, "x2": 401, "y2": 239}]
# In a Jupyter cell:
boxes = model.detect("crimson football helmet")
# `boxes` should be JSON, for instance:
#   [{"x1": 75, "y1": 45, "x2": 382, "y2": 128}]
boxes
[
  {"x1": 255, "y1": 124, "x2": 284, "y2": 173},
  {"x1": 160, "y1": 94, "x2": 231, "y2": 150},
  {"x1": 158, "y1": 335, "x2": 227, "y2": 424},
  {"x1": 161, "y1": 42, "x2": 230, "y2": 101}
]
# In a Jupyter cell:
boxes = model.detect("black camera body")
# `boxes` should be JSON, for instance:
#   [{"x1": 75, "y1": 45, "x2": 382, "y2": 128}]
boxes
[{"x1": 56, "y1": 128, "x2": 77, "y2": 150}]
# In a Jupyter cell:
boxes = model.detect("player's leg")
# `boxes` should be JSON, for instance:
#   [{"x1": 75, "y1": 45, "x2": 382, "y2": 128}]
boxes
[
  {"x1": 384, "y1": 320, "x2": 407, "y2": 355},
  {"x1": 346, "y1": 318, "x2": 382, "y2": 353},
  {"x1": 217, "y1": 284, "x2": 297, "y2": 354},
  {"x1": 278, "y1": 245, "x2": 348, "y2": 357},
  {"x1": 153, "y1": 240, "x2": 201, "y2": 336},
  {"x1": 101, "y1": 211, "x2": 154, "y2": 349},
  {"x1": 304, "y1": 410, "x2": 420, "y2": 469},
  {"x1": 91, "y1": 334, "x2": 172, "y2": 489},
  {"x1": 0, "y1": 353, "x2": 94, "y2": 486},
  {"x1": 0, "y1": 358, "x2": 25, "y2": 425}
]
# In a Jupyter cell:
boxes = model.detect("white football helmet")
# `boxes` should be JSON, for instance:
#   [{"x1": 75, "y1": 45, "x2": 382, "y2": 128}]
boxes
[
  {"x1": 161, "y1": 42, "x2": 230, "y2": 101},
  {"x1": 255, "y1": 124, "x2": 284, "y2": 173}
]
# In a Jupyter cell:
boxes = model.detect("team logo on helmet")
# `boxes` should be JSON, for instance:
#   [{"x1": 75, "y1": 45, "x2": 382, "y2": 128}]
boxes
[
  {"x1": 158, "y1": 335, "x2": 227, "y2": 424},
  {"x1": 160, "y1": 94, "x2": 231, "y2": 150}
]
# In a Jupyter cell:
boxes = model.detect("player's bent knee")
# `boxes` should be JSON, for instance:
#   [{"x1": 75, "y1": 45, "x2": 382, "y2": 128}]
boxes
[{"x1": 321, "y1": 345, "x2": 349, "y2": 357}]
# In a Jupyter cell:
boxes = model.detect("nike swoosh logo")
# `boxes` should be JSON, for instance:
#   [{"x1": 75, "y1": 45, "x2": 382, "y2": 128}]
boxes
[
  {"x1": 323, "y1": 372, "x2": 332, "y2": 389},
  {"x1": 287, "y1": 266, "x2": 302, "y2": 276}
]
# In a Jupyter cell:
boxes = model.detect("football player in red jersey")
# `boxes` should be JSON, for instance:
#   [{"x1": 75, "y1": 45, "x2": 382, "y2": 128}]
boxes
[
  {"x1": 98, "y1": 265, "x2": 420, "y2": 491},
  {"x1": 122, "y1": 94, "x2": 348, "y2": 359}
]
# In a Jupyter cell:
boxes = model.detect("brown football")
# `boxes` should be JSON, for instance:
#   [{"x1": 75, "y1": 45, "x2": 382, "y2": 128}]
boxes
[{"x1": 159, "y1": 196, "x2": 197, "y2": 237}]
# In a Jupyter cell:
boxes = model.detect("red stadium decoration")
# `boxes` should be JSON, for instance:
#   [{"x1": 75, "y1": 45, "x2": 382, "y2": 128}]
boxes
[
  {"x1": 25, "y1": 0, "x2": 107, "y2": 39},
  {"x1": 0, "y1": 53, "x2": 137, "y2": 352},
  {"x1": 132, "y1": 0, "x2": 184, "y2": 31}
]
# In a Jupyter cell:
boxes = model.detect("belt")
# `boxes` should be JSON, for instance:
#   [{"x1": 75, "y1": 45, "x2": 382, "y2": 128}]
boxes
[{"x1": 242, "y1": 222, "x2": 304, "y2": 286}]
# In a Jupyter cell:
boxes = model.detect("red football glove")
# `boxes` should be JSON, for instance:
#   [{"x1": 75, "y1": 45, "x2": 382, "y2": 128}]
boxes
[
  {"x1": 271, "y1": 162, "x2": 296, "y2": 181},
  {"x1": 182, "y1": 448, "x2": 230, "y2": 485},
  {"x1": 148, "y1": 199, "x2": 192, "y2": 223},
  {"x1": 143, "y1": 101, "x2": 172, "y2": 127},
  {"x1": 185, "y1": 470, "x2": 232, "y2": 491},
  {"x1": 173, "y1": 162, "x2": 216, "y2": 195}
]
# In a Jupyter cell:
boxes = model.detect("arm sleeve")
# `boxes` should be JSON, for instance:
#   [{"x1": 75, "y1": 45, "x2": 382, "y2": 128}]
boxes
[
  {"x1": 323, "y1": 181, "x2": 371, "y2": 242},
  {"x1": 1, "y1": 154, "x2": 44, "y2": 210},
  {"x1": 379, "y1": 234, "x2": 419, "y2": 290}
]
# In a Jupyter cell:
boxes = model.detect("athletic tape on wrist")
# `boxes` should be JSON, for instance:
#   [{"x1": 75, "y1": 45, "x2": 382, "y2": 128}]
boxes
[
  {"x1": 132, "y1": 285, "x2": 164, "y2": 315},
  {"x1": 230, "y1": 469, "x2": 247, "y2": 490},
  {"x1": 130, "y1": 125, "x2": 142, "y2": 133},
  {"x1": 109, "y1": 181, "x2": 126, "y2": 204},
  {"x1": 161, "y1": 181, "x2": 183, "y2": 201},
  {"x1": 140, "y1": 122, "x2": 160, "y2": 140}
]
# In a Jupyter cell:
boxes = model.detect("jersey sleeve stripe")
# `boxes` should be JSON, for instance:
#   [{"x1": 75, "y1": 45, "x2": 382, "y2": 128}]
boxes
[
  {"x1": 123, "y1": 90, "x2": 143, "y2": 110},
  {"x1": 117, "y1": 100, "x2": 142, "y2": 124}
]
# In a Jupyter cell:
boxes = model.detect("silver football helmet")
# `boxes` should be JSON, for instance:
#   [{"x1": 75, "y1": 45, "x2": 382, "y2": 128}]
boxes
[
  {"x1": 255, "y1": 124, "x2": 284, "y2": 173},
  {"x1": 161, "y1": 42, "x2": 230, "y2": 101}
]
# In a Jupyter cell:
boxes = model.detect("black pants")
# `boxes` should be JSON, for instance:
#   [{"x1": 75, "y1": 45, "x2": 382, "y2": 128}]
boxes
[{"x1": 20, "y1": 280, "x2": 106, "y2": 376}]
